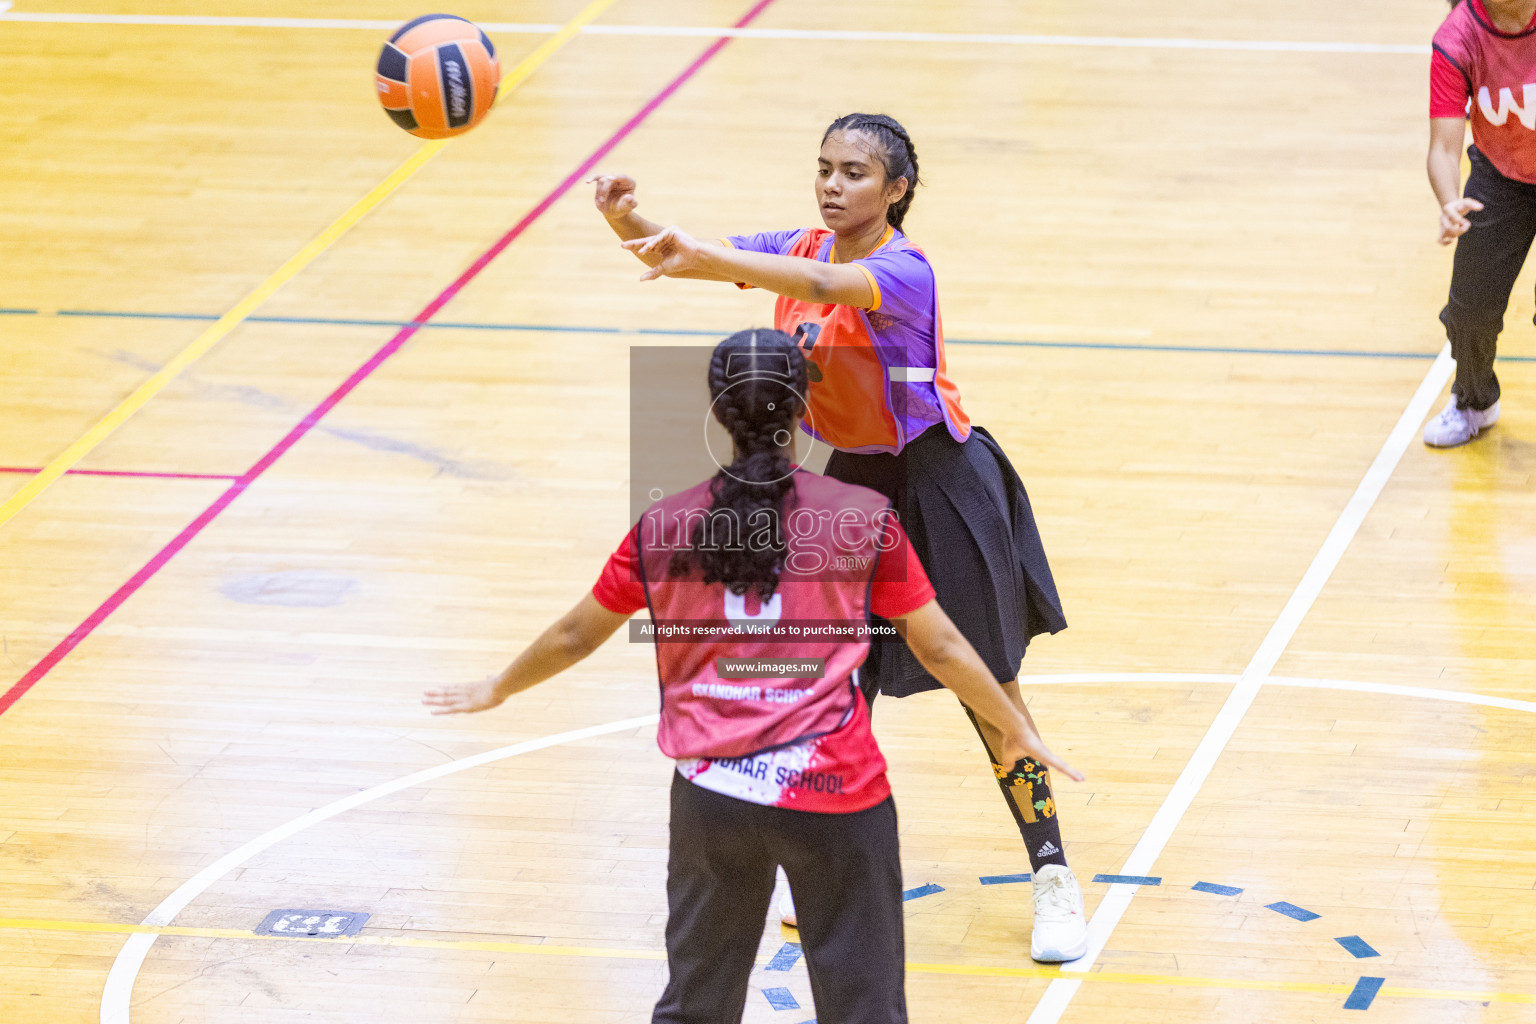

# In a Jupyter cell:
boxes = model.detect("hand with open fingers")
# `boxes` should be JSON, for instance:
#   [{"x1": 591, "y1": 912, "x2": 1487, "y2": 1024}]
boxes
[
  {"x1": 422, "y1": 677, "x2": 505, "y2": 716},
  {"x1": 590, "y1": 173, "x2": 639, "y2": 221},
  {"x1": 1440, "y1": 197, "x2": 1484, "y2": 245},
  {"x1": 998, "y1": 725, "x2": 1085, "y2": 782},
  {"x1": 622, "y1": 226, "x2": 705, "y2": 280}
]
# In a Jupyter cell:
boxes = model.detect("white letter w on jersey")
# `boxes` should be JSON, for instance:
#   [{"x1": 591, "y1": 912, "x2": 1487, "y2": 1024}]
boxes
[{"x1": 1478, "y1": 84, "x2": 1536, "y2": 128}]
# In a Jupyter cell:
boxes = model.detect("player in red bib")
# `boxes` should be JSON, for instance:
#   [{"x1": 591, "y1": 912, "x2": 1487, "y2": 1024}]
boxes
[
  {"x1": 424, "y1": 330, "x2": 1081, "y2": 1024},
  {"x1": 1425, "y1": 0, "x2": 1535, "y2": 445},
  {"x1": 591, "y1": 114, "x2": 1089, "y2": 962}
]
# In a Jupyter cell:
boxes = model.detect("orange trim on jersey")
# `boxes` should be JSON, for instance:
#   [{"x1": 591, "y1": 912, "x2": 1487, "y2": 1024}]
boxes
[
  {"x1": 830, "y1": 225, "x2": 891, "y2": 310},
  {"x1": 853, "y1": 263, "x2": 881, "y2": 311}
]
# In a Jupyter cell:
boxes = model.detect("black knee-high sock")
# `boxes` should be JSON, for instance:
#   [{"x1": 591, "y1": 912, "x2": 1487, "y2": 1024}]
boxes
[{"x1": 963, "y1": 706, "x2": 1069, "y2": 872}]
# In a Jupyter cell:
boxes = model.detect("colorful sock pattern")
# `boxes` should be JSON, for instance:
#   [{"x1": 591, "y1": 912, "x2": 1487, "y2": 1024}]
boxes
[{"x1": 964, "y1": 706, "x2": 1069, "y2": 872}]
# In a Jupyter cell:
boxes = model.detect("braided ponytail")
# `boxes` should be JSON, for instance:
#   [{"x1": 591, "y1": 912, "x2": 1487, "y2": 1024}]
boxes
[
  {"x1": 822, "y1": 112, "x2": 922, "y2": 231},
  {"x1": 670, "y1": 329, "x2": 808, "y2": 599}
]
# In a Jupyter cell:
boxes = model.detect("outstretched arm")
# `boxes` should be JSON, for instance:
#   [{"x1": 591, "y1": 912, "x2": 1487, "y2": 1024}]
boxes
[
  {"x1": 590, "y1": 172, "x2": 877, "y2": 303},
  {"x1": 591, "y1": 173, "x2": 736, "y2": 281},
  {"x1": 895, "y1": 600, "x2": 1084, "y2": 780},
  {"x1": 623, "y1": 227, "x2": 876, "y2": 307},
  {"x1": 422, "y1": 594, "x2": 631, "y2": 714}
]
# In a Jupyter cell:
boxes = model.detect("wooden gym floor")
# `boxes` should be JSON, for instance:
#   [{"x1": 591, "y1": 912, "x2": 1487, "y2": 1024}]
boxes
[{"x1": 1, "y1": 1, "x2": 1534, "y2": 1022}]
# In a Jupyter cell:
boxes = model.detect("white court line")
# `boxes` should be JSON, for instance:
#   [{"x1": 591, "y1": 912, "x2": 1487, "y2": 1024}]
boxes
[
  {"x1": 1267, "y1": 675, "x2": 1536, "y2": 716},
  {"x1": 95, "y1": 657, "x2": 1535, "y2": 1021},
  {"x1": 1020, "y1": 672, "x2": 1240, "y2": 686},
  {"x1": 1017, "y1": 671, "x2": 1536, "y2": 716},
  {"x1": 0, "y1": 11, "x2": 1427, "y2": 54},
  {"x1": 1025, "y1": 345, "x2": 1456, "y2": 1024},
  {"x1": 98, "y1": 713, "x2": 660, "y2": 1024}
]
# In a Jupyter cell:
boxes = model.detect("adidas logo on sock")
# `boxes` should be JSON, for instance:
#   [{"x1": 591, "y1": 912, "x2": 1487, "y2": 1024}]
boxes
[{"x1": 1036, "y1": 841, "x2": 1060, "y2": 858}]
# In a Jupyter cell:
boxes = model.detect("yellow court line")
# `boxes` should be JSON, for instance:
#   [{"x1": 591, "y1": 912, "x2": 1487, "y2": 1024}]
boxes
[
  {"x1": 3, "y1": 917, "x2": 1533, "y2": 1004},
  {"x1": 0, "y1": 0, "x2": 619, "y2": 532}
]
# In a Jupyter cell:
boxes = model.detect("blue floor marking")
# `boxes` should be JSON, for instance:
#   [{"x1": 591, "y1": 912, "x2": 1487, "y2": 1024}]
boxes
[
  {"x1": 763, "y1": 987, "x2": 800, "y2": 1011},
  {"x1": 765, "y1": 942, "x2": 802, "y2": 971},
  {"x1": 1344, "y1": 976, "x2": 1385, "y2": 1010},
  {"x1": 10, "y1": 307, "x2": 1534, "y2": 361},
  {"x1": 1267, "y1": 901, "x2": 1321, "y2": 922},
  {"x1": 1192, "y1": 881, "x2": 1244, "y2": 896},
  {"x1": 1335, "y1": 936, "x2": 1380, "y2": 959},
  {"x1": 903, "y1": 883, "x2": 944, "y2": 901},
  {"x1": 979, "y1": 873, "x2": 1032, "y2": 885},
  {"x1": 1094, "y1": 874, "x2": 1162, "y2": 886}
]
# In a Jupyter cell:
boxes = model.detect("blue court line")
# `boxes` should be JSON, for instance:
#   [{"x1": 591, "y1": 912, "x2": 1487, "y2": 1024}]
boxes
[
  {"x1": 44, "y1": 308, "x2": 721, "y2": 336},
  {"x1": 1335, "y1": 936, "x2": 1380, "y2": 959},
  {"x1": 1191, "y1": 881, "x2": 1243, "y2": 896},
  {"x1": 1094, "y1": 874, "x2": 1162, "y2": 886},
  {"x1": 979, "y1": 873, "x2": 1032, "y2": 885},
  {"x1": 1267, "y1": 901, "x2": 1321, "y2": 922},
  {"x1": 8, "y1": 307, "x2": 1534, "y2": 361},
  {"x1": 1344, "y1": 976, "x2": 1385, "y2": 1010},
  {"x1": 762, "y1": 987, "x2": 800, "y2": 1011},
  {"x1": 765, "y1": 942, "x2": 802, "y2": 971},
  {"x1": 902, "y1": 883, "x2": 945, "y2": 901}
]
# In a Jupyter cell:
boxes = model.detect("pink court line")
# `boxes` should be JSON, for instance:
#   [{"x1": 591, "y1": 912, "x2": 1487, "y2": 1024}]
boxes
[
  {"x1": 0, "y1": 0, "x2": 777, "y2": 719},
  {"x1": 0, "y1": 466, "x2": 240, "y2": 482}
]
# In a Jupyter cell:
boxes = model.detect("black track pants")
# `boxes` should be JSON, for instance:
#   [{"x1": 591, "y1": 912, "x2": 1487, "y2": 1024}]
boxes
[
  {"x1": 1440, "y1": 145, "x2": 1536, "y2": 411},
  {"x1": 652, "y1": 774, "x2": 907, "y2": 1024}
]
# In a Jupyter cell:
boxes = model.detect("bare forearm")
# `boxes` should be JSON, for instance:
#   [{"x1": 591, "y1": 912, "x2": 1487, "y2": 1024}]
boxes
[
  {"x1": 606, "y1": 210, "x2": 667, "y2": 245},
  {"x1": 1427, "y1": 118, "x2": 1468, "y2": 208},
  {"x1": 694, "y1": 246, "x2": 872, "y2": 306},
  {"x1": 492, "y1": 616, "x2": 600, "y2": 699},
  {"x1": 607, "y1": 214, "x2": 737, "y2": 280},
  {"x1": 1428, "y1": 145, "x2": 1464, "y2": 208}
]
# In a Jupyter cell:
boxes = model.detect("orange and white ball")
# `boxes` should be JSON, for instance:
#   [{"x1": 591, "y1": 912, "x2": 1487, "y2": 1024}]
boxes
[{"x1": 375, "y1": 14, "x2": 501, "y2": 139}]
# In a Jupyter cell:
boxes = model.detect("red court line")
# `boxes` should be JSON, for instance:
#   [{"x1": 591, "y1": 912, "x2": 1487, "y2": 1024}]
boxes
[
  {"x1": 0, "y1": 467, "x2": 240, "y2": 482},
  {"x1": 0, "y1": 0, "x2": 776, "y2": 719}
]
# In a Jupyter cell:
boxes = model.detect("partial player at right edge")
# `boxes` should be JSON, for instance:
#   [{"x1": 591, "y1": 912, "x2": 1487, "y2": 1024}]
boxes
[{"x1": 1425, "y1": 0, "x2": 1536, "y2": 446}]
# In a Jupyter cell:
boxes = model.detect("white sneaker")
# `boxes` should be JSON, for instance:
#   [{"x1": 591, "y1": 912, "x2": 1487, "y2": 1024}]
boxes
[
  {"x1": 776, "y1": 867, "x2": 797, "y2": 928},
  {"x1": 1424, "y1": 397, "x2": 1500, "y2": 448},
  {"x1": 778, "y1": 886, "x2": 797, "y2": 928},
  {"x1": 1030, "y1": 864, "x2": 1088, "y2": 962}
]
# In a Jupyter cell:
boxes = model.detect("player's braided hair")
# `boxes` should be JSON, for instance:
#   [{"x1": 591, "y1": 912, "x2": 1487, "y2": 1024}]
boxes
[
  {"x1": 670, "y1": 329, "x2": 808, "y2": 599},
  {"x1": 823, "y1": 113, "x2": 922, "y2": 231}
]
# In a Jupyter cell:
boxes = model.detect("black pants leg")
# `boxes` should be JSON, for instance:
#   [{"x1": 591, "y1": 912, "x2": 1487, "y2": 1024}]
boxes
[
  {"x1": 653, "y1": 776, "x2": 907, "y2": 1024},
  {"x1": 652, "y1": 776, "x2": 777, "y2": 1024},
  {"x1": 1440, "y1": 146, "x2": 1536, "y2": 411},
  {"x1": 774, "y1": 797, "x2": 907, "y2": 1024}
]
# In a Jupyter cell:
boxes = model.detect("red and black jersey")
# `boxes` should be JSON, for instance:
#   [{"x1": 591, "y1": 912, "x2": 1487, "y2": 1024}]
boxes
[{"x1": 1432, "y1": 0, "x2": 1536, "y2": 183}]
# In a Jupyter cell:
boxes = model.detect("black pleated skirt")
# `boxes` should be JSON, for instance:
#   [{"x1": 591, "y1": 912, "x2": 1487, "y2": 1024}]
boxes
[{"x1": 825, "y1": 424, "x2": 1067, "y2": 698}]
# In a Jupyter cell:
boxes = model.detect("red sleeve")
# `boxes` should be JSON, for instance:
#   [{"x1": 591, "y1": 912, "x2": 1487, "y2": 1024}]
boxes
[
  {"x1": 1431, "y1": 48, "x2": 1471, "y2": 119},
  {"x1": 868, "y1": 519, "x2": 936, "y2": 620},
  {"x1": 591, "y1": 524, "x2": 648, "y2": 615}
]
